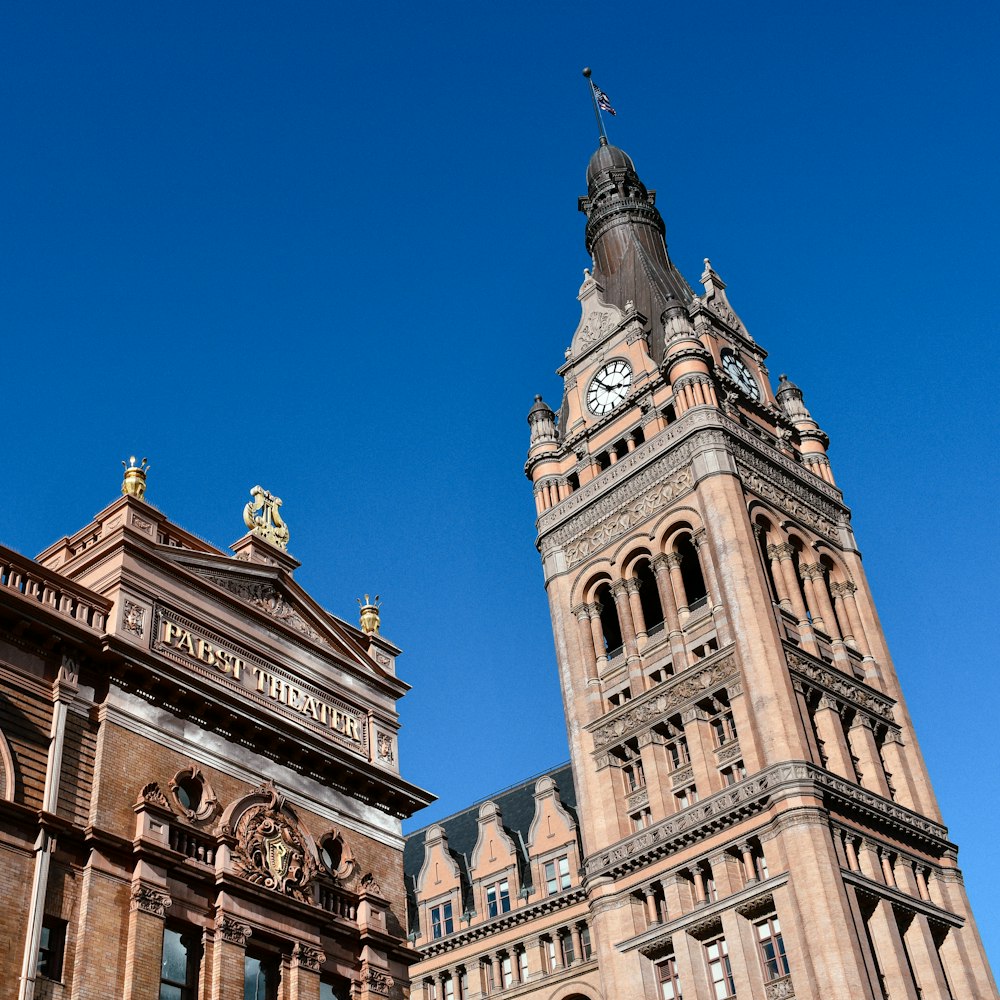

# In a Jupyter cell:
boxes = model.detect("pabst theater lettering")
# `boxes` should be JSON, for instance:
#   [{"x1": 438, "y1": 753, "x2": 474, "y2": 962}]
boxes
[{"x1": 157, "y1": 615, "x2": 363, "y2": 744}]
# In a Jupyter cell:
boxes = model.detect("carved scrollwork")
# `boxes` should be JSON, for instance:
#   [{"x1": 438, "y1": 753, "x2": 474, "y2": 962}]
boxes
[
  {"x1": 138, "y1": 781, "x2": 170, "y2": 809},
  {"x1": 764, "y1": 975, "x2": 796, "y2": 999},
  {"x1": 130, "y1": 883, "x2": 171, "y2": 917},
  {"x1": 376, "y1": 732, "x2": 394, "y2": 764},
  {"x1": 202, "y1": 575, "x2": 329, "y2": 647},
  {"x1": 360, "y1": 872, "x2": 384, "y2": 898},
  {"x1": 122, "y1": 600, "x2": 145, "y2": 637},
  {"x1": 216, "y1": 914, "x2": 252, "y2": 946},
  {"x1": 362, "y1": 961, "x2": 394, "y2": 996},
  {"x1": 292, "y1": 943, "x2": 326, "y2": 971},
  {"x1": 232, "y1": 798, "x2": 317, "y2": 902}
]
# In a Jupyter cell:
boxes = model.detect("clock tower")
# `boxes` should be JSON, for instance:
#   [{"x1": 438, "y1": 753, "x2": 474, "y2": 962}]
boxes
[{"x1": 525, "y1": 139, "x2": 996, "y2": 999}]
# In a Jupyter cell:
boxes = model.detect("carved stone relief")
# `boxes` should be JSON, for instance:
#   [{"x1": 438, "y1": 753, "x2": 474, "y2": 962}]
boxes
[
  {"x1": 130, "y1": 883, "x2": 171, "y2": 917},
  {"x1": 122, "y1": 600, "x2": 145, "y2": 637}
]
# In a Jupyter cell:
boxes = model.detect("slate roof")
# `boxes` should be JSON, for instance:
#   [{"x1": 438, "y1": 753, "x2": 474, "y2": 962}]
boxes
[{"x1": 403, "y1": 763, "x2": 578, "y2": 933}]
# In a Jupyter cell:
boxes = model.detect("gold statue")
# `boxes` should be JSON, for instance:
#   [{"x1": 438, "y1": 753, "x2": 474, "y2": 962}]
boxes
[
  {"x1": 243, "y1": 485, "x2": 290, "y2": 550},
  {"x1": 121, "y1": 457, "x2": 150, "y2": 500},
  {"x1": 357, "y1": 594, "x2": 381, "y2": 636}
]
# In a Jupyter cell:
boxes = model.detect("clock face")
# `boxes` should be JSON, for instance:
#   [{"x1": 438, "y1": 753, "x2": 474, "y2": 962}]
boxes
[
  {"x1": 587, "y1": 360, "x2": 633, "y2": 416},
  {"x1": 722, "y1": 352, "x2": 760, "y2": 401}
]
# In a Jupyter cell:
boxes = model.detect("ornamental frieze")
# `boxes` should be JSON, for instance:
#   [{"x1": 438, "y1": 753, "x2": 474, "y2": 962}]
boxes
[
  {"x1": 591, "y1": 655, "x2": 738, "y2": 750},
  {"x1": 737, "y1": 460, "x2": 839, "y2": 541},
  {"x1": 201, "y1": 574, "x2": 330, "y2": 648},
  {"x1": 562, "y1": 466, "x2": 694, "y2": 567},
  {"x1": 786, "y1": 649, "x2": 896, "y2": 724},
  {"x1": 539, "y1": 424, "x2": 712, "y2": 536}
]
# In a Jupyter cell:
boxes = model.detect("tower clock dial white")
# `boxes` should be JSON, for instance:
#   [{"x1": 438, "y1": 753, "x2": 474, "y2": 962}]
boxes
[
  {"x1": 586, "y1": 360, "x2": 633, "y2": 415},
  {"x1": 722, "y1": 352, "x2": 761, "y2": 401}
]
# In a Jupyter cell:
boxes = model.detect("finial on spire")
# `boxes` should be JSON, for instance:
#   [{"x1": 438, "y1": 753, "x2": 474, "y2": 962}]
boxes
[
  {"x1": 242, "y1": 485, "x2": 290, "y2": 550},
  {"x1": 357, "y1": 594, "x2": 381, "y2": 636},
  {"x1": 121, "y1": 456, "x2": 150, "y2": 500}
]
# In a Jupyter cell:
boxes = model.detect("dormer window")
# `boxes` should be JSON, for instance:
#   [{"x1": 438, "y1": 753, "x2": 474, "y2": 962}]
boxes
[{"x1": 485, "y1": 879, "x2": 511, "y2": 917}]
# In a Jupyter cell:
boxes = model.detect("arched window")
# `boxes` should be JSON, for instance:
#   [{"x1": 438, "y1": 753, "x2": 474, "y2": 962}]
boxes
[
  {"x1": 595, "y1": 583, "x2": 623, "y2": 657},
  {"x1": 635, "y1": 559, "x2": 664, "y2": 634},
  {"x1": 674, "y1": 534, "x2": 708, "y2": 609}
]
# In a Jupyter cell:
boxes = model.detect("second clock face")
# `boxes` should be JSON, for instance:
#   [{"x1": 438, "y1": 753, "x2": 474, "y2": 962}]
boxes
[
  {"x1": 722, "y1": 352, "x2": 761, "y2": 401},
  {"x1": 587, "y1": 360, "x2": 633, "y2": 415}
]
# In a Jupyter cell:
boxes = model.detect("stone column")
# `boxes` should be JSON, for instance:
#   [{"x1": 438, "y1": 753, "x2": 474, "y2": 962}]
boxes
[
  {"x1": 691, "y1": 529, "x2": 722, "y2": 618},
  {"x1": 664, "y1": 552, "x2": 689, "y2": 619},
  {"x1": 833, "y1": 581, "x2": 872, "y2": 658},
  {"x1": 570, "y1": 924, "x2": 583, "y2": 966},
  {"x1": 123, "y1": 882, "x2": 171, "y2": 1000},
  {"x1": 766, "y1": 541, "x2": 793, "y2": 611},
  {"x1": 288, "y1": 944, "x2": 324, "y2": 1000},
  {"x1": 738, "y1": 842, "x2": 757, "y2": 885},
  {"x1": 210, "y1": 914, "x2": 253, "y2": 1000},
  {"x1": 877, "y1": 729, "x2": 919, "y2": 811},
  {"x1": 625, "y1": 578, "x2": 647, "y2": 643},
  {"x1": 798, "y1": 562, "x2": 829, "y2": 632},
  {"x1": 773, "y1": 543, "x2": 819, "y2": 651},
  {"x1": 574, "y1": 604, "x2": 599, "y2": 683},
  {"x1": 847, "y1": 716, "x2": 892, "y2": 798},
  {"x1": 490, "y1": 952, "x2": 501, "y2": 989},
  {"x1": 612, "y1": 580, "x2": 645, "y2": 693},
  {"x1": 811, "y1": 696, "x2": 856, "y2": 779},
  {"x1": 643, "y1": 886, "x2": 659, "y2": 926},
  {"x1": 589, "y1": 603, "x2": 609, "y2": 673},
  {"x1": 690, "y1": 866, "x2": 707, "y2": 906},
  {"x1": 651, "y1": 554, "x2": 688, "y2": 671}
]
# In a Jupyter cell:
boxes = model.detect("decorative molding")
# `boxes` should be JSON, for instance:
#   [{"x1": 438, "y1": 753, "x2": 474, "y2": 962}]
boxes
[
  {"x1": 376, "y1": 732, "x2": 395, "y2": 764},
  {"x1": 562, "y1": 465, "x2": 694, "y2": 567},
  {"x1": 786, "y1": 649, "x2": 896, "y2": 724},
  {"x1": 200, "y1": 574, "x2": 330, "y2": 648},
  {"x1": 131, "y1": 512, "x2": 153, "y2": 534},
  {"x1": 232, "y1": 799, "x2": 317, "y2": 902},
  {"x1": 122, "y1": 600, "x2": 145, "y2": 637},
  {"x1": 216, "y1": 914, "x2": 252, "y2": 946},
  {"x1": 360, "y1": 871, "x2": 384, "y2": 898},
  {"x1": 734, "y1": 891, "x2": 775, "y2": 919},
  {"x1": 138, "y1": 781, "x2": 170, "y2": 809},
  {"x1": 765, "y1": 975, "x2": 796, "y2": 999},
  {"x1": 362, "y1": 961, "x2": 394, "y2": 996},
  {"x1": 292, "y1": 943, "x2": 326, "y2": 971},
  {"x1": 737, "y1": 459, "x2": 839, "y2": 541},
  {"x1": 130, "y1": 883, "x2": 171, "y2": 917},
  {"x1": 591, "y1": 654, "x2": 738, "y2": 750}
]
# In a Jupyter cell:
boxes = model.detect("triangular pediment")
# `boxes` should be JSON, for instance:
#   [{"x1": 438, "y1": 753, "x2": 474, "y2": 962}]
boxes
[
  {"x1": 159, "y1": 549, "x2": 378, "y2": 674},
  {"x1": 570, "y1": 269, "x2": 626, "y2": 355}
]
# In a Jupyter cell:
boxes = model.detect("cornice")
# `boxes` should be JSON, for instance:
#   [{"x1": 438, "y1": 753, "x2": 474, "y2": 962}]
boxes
[
  {"x1": 583, "y1": 761, "x2": 952, "y2": 881},
  {"x1": 587, "y1": 648, "x2": 738, "y2": 751},
  {"x1": 842, "y1": 870, "x2": 962, "y2": 929},
  {"x1": 415, "y1": 887, "x2": 587, "y2": 958},
  {"x1": 785, "y1": 646, "x2": 897, "y2": 726}
]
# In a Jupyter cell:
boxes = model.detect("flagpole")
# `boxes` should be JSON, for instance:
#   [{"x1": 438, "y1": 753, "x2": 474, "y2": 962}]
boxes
[{"x1": 582, "y1": 67, "x2": 608, "y2": 146}]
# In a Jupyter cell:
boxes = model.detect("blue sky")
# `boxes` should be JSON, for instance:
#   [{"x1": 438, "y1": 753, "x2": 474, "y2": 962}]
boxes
[{"x1": 2, "y1": 0, "x2": 997, "y2": 970}]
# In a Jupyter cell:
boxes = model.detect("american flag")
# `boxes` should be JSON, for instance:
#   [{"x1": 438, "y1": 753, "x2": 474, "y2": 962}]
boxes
[{"x1": 594, "y1": 85, "x2": 616, "y2": 116}]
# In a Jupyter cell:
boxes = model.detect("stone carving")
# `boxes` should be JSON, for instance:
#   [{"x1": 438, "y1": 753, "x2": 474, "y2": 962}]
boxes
[
  {"x1": 203, "y1": 575, "x2": 328, "y2": 647},
  {"x1": 564, "y1": 466, "x2": 694, "y2": 566},
  {"x1": 765, "y1": 975, "x2": 796, "y2": 999},
  {"x1": 362, "y1": 962, "x2": 394, "y2": 996},
  {"x1": 216, "y1": 914, "x2": 252, "y2": 946},
  {"x1": 292, "y1": 943, "x2": 326, "y2": 971},
  {"x1": 787, "y1": 650, "x2": 896, "y2": 723},
  {"x1": 735, "y1": 891, "x2": 775, "y2": 918},
  {"x1": 58, "y1": 654, "x2": 80, "y2": 686},
  {"x1": 130, "y1": 883, "x2": 171, "y2": 917},
  {"x1": 626, "y1": 788, "x2": 649, "y2": 811},
  {"x1": 376, "y1": 732, "x2": 394, "y2": 764},
  {"x1": 716, "y1": 742, "x2": 743, "y2": 765},
  {"x1": 122, "y1": 600, "x2": 145, "y2": 637},
  {"x1": 738, "y1": 463, "x2": 838, "y2": 541},
  {"x1": 131, "y1": 512, "x2": 153, "y2": 534},
  {"x1": 233, "y1": 789, "x2": 316, "y2": 901},
  {"x1": 138, "y1": 781, "x2": 170, "y2": 809},
  {"x1": 360, "y1": 872, "x2": 384, "y2": 897},
  {"x1": 592, "y1": 656, "x2": 737, "y2": 749},
  {"x1": 585, "y1": 763, "x2": 812, "y2": 878}
]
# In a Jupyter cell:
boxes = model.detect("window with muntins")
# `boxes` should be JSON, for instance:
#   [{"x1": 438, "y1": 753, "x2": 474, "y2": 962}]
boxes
[
  {"x1": 485, "y1": 880, "x2": 511, "y2": 917},
  {"x1": 431, "y1": 901, "x2": 454, "y2": 938},
  {"x1": 657, "y1": 956, "x2": 683, "y2": 1000},
  {"x1": 38, "y1": 916, "x2": 67, "y2": 982},
  {"x1": 160, "y1": 927, "x2": 200, "y2": 1000},
  {"x1": 705, "y1": 937, "x2": 736, "y2": 1000},
  {"x1": 755, "y1": 916, "x2": 790, "y2": 981},
  {"x1": 544, "y1": 855, "x2": 572, "y2": 894}
]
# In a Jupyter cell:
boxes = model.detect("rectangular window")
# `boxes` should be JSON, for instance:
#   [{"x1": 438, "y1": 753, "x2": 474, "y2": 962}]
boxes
[
  {"x1": 160, "y1": 927, "x2": 200, "y2": 1000},
  {"x1": 545, "y1": 855, "x2": 572, "y2": 894},
  {"x1": 755, "y1": 916, "x2": 790, "y2": 981},
  {"x1": 705, "y1": 937, "x2": 735, "y2": 1000},
  {"x1": 501, "y1": 955, "x2": 513, "y2": 988},
  {"x1": 547, "y1": 938, "x2": 558, "y2": 970},
  {"x1": 517, "y1": 948, "x2": 529, "y2": 982},
  {"x1": 623, "y1": 758, "x2": 645, "y2": 791},
  {"x1": 485, "y1": 880, "x2": 510, "y2": 917},
  {"x1": 38, "y1": 916, "x2": 67, "y2": 982},
  {"x1": 675, "y1": 786, "x2": 698, "y2": 810},
  {"x1": 443, "y1": 975, "x2": 455, "y2": 1000},
  {"x1": 711, "y1": 710, "x2": 738, "y2": 746},
  {"x1": 244, "y1": 954, "x2": 279, "y2": 1000},
  {"x1": 580, "y1": 925, "x2": 592, "y2": 960},
  {"x1": 430, "y1": 901, "x2": 454, "y2": 939},
  {"x1": 657, "y1": 956, "x2": 683, "y2": 1000}
]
